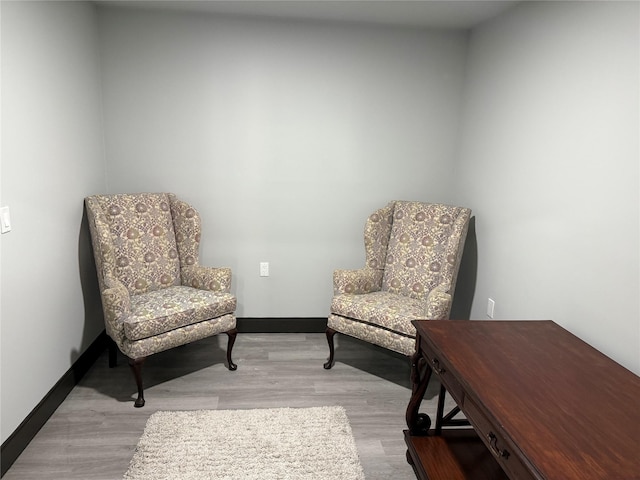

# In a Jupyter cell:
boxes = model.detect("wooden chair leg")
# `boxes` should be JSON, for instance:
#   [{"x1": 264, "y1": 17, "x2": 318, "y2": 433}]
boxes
[
  {"x1": 127, "y1": 356, "x2": 146, "y2": 408},
  {"x1": 324, "y1": 327, "x2": 337, "y2": 369},
  {"x1": 226, "y1": 328, "x2": 238, "y2": 371}
]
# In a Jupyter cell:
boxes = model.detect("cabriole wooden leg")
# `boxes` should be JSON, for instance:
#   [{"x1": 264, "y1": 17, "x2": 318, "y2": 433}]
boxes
[
  {"x1": 226, "y1": 328, "x2": 238, "y2": 371},
  {"x1": 323, "y1": 327, "x2": 337, "y2": 369},
  {"x1": 127, "y1": 356, "x2": 146, "y2": 408}
]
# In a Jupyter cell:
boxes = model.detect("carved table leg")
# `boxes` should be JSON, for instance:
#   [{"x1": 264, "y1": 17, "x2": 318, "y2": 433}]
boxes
[
  {"x1": 435, "y1": 383, "x2": 447, "y2": 434},
  {"x1": 405, "y1": 349, "x2": 433, "y2": 436}
]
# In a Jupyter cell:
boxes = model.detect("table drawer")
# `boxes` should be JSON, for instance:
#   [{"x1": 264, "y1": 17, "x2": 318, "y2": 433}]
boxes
[
  {"x1": 464, "y1": 397, "x2": 535, "y2": 480},
  {"x1": 421, "y1": 345, "x2": 465, "y2": 406}
]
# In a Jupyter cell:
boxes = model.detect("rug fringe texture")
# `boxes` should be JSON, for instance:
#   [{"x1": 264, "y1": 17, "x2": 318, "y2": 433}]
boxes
[{"x1": 123, "y1": 406, "x2": 366, "y2": 479}]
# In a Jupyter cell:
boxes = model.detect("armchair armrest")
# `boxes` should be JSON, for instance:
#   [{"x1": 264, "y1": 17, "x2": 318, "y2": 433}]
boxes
[
  {"x1": 425, "y1": 285, "x2": 452, "y2": 320},
  {"x1": 333, "y1": 268, "x2": 383, "y2": 295},
  {"x1": 182, "y1": 265, "x2": 232, "y2": 293},
  {"x1": 102, "y1": 278, "x2": 131, "y2": 343}
]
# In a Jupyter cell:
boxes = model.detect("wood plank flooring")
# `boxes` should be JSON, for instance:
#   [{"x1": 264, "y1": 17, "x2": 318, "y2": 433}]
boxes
[{"x1": 3, "y1": 333, "x2": 452, "y2": 480}]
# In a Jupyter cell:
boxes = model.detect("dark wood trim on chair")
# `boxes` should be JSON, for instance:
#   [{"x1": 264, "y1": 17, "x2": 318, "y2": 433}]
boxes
[{"x1": 1, "y1": 331, "x2": 109, "y2": 478}]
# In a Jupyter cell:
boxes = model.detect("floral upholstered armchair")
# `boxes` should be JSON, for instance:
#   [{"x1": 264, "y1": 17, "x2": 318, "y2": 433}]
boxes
[
  {"x1": 85, "y1": 193, "x2": 237, "y2": 407},
  {"x1": 324, "y1": 201, "x2": 471, "y2": 368}
]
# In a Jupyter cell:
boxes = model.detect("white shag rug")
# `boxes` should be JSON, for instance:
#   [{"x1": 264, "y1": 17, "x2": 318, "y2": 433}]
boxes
[{"x1": 123, "y1": 406, "x2": 366, "y2": 480}]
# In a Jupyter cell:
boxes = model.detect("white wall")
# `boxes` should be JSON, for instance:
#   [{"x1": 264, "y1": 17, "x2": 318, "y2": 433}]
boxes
[
  {"x1": 456, "y1": 1, "x2": 639, "y2": 373},
  {"x1": 2, "y1": 0, "x2": 638, "y2": 450},
  {"x1": 97, "y1": 7, "x2": 469, "y2": 317},
  {"x1": 0, "y1": 1, "x2": 106, "y2": 443}
]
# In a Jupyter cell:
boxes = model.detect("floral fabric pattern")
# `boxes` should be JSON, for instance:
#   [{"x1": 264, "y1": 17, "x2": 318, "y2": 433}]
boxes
[
  {"x1": 169, "y1": 195, "x2": 202, "y2": 280},
  {"x1": 331, "y1": 291, "x2": 425, "y2": 337},
  {"x1": 89, "y1": 193, "x2": 181, "y2": 295},
  {"x1": 382, "y1": 201, "x2": 469, "y2": 301},
  {"x1": 331, "y1": 203, "x2": 394, "y2": 295},
  {"x1": 125, "y1": 286, "x2": 236, "y2": 341},
  {"x1": 327, "y1": 314, "x2": 415, "y2": 356},
  {"x1": 364, "y1": 202, "x2": 394, "y2": 271},
  {"x1": 182, "y1": 265, "x2": 232, "y2": 293},
  {"x1": 122, "y1": 314, "x2": 236, "y2": 360},
  {"x1": 85, "y1": 193, "x2": 236, "y2": 360},
  {"x1": 329, "y1": 201, "x2": 470, "y2": 356},
  {"x1": 332, "y1": 268, "x2": 383, "y2": 295}
]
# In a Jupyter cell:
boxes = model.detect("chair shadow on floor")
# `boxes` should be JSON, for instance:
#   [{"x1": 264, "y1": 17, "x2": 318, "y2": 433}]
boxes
[
  {"x1": 325, "y1": 335, "x2": 442, "y2": 401},
  {"x1": 325, "y1": 334, "x2": 414, "y2": 389},
  {"x1": 78, "y1": 336, "x2": 231, "y2": 406}
]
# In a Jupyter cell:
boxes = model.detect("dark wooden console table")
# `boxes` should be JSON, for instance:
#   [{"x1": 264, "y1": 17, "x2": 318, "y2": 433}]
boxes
[{"x1": 404, "y1": 320, "x2": 640, "y2": 480}]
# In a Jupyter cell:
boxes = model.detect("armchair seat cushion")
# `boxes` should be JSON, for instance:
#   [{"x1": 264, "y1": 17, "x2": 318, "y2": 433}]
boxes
[
  {"x1": 125, "y1": 286, "x2": 237, "y2": 341},
  {"x1": 330, "y1": 291, "x2": 423, "y2": 338}
]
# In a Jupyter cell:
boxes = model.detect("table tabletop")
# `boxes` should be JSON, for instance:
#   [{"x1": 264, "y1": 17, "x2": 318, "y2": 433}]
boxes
[{"x1": 413, "y1": 320, "x2": 640, "y2": 480}]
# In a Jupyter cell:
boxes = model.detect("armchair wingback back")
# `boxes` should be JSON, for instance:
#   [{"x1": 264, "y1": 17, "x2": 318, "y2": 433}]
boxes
[
  {"x1": 382, "y1": 201, "x2": 470, "y2": 301},
  {"x1": 88, "y1": 193, "x2": 181, "y2": 295}
]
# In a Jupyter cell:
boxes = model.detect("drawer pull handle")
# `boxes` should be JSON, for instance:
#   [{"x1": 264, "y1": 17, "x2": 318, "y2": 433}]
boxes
[
  {"x1": 488, "y1": 432, "x2": 510, "y2": 459},
  {"x1": 431, "y1": 358, "x2": 445, "y2": 374}
]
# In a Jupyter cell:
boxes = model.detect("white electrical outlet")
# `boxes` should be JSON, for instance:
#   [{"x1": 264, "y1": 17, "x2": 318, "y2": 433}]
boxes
[
  {"x1": 260, "y1": 262, "x2": 269, "y2": 277},
  {"x1": 0, "y1": 206, "x2": 11, "y2": 234},
  {"x1": 487, "y1": 298, "x2": 495, "y2": 319}
]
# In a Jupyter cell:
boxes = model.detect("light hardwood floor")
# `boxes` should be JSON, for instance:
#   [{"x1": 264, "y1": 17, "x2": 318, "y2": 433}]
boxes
[{"x1": 4, "y1": 332, "x2": 450, "y2": 480}]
